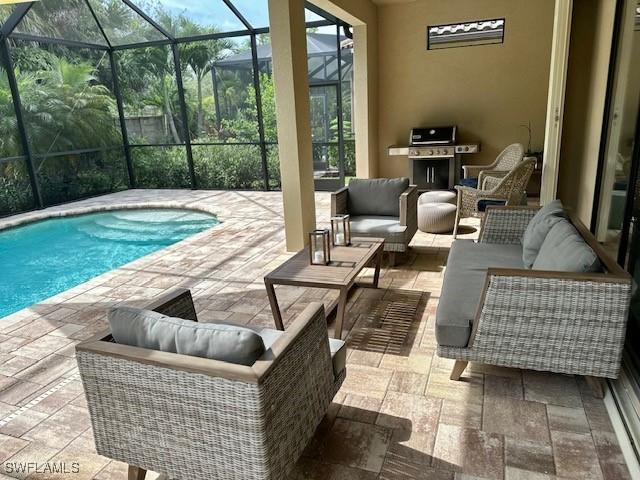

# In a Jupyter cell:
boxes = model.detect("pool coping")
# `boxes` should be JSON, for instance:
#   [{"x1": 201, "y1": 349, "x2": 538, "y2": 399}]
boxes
[{"x1": 0, "y1": 202, "x2": 221, "y2": 233}]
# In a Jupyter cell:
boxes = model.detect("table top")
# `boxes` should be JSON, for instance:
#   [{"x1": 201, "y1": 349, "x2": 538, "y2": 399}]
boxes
[{"x1": 264, "y1": 237, "x2": 384, "y2": 288}]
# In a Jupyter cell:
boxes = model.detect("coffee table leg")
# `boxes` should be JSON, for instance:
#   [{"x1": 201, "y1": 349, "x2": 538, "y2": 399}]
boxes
[
  {"x1": 264, "y1": 279, "x2": 284, "y2": 331},
  {"x1": 334, "y1": 287, "x2": 349, "y2": 340},
  {"x1": 373, "y1": 247, "x2": 383, "y2": 288}
]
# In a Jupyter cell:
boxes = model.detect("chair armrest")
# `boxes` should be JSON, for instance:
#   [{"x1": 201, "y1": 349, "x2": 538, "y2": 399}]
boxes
[
  {"x1": 468, "y1": 268, "x2": 631, "y2": 378},
  {"x1": 478, "y1": 206, "x2": 540, "y2": 244},
  {"x1": 399, "y1": 185, "x2": 418, "y2": 228},
  {"x1": 478, "y1": 170, "x2": 509, "y2": 189},
  {"x1": 331, "y1": 186, "x2": 349, "y2": 216}
]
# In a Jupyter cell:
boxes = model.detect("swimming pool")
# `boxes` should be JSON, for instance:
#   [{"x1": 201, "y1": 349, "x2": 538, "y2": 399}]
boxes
[{"x1": 0, "y1": 209, "x2": 219, "y2": 319}]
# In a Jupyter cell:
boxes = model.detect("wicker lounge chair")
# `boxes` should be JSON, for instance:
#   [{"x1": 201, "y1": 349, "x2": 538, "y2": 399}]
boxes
[
  {"x1": 453, "y1": 157, "x2": 535, "y2": 238},
  {"x1": 332, "y1": 177, "x2": 418, "y2": 265},
  {"x1": 460, "y1": 143, "x2": 525, "y2": 189},
  {"x1": 437, "y1": 206, "x2": 631, "y2": 397},
  {"x1": 76, "y1": 289, "x2": 345, "y2": 480}
]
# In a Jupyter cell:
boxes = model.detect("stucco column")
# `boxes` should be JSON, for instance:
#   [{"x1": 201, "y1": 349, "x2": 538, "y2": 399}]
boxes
[
  {"x1": 268, "y1": 0, "x2": 316, "y2": 251},
  {"x1": 353, "y1": 23, "x2": 378, "y2": 178}
]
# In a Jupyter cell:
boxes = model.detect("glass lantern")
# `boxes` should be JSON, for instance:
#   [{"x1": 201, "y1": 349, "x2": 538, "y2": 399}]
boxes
[
  {"x1": 330, "y1": 214, "x2": 351, "y2": 246},
  {"x1": 309, "y1": 229, "x2": 331, "y2": 265}
]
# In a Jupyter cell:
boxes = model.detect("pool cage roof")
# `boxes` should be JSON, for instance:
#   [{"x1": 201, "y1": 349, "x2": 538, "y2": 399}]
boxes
[
  {"x1": 0, "y1": 1, "x2": 352, "y2": 212},
  {"x1": 0, "y1": 0, "x2": 340, "y2": 49}
]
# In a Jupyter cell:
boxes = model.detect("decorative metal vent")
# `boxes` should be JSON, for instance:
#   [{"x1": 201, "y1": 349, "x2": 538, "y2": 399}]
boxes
[{"x1": 428, "y1": 18, "x2": 505, "y2": 50}]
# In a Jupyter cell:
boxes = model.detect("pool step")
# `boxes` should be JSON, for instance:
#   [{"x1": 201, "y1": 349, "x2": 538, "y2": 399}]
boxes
[
  {"x1": 77, "y1": 224, "x2": 199, "y2": 245},
  {"x1": 109, "y1": 210, "x2": 216, "y2": 225},
  {"x1": 92, "y1": 217, "x2": 213, "y2": 236}
]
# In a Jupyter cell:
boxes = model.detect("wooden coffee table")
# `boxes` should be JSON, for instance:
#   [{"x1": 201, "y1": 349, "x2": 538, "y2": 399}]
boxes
[{"x1": 264, "y1": 237, "x2": 384, "y2": 339}]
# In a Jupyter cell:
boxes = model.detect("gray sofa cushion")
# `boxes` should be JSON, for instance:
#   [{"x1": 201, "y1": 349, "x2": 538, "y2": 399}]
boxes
[
  {"x1": 348, "y1": 177, "x2": 410, "y2": 217},
  {"x1": 258, "y1": 328, "x2": 346, "y2": 378},
  {"x1": 522, "y1": 199, "x2": 566, "y2": 268},
  {"x1": 108, "y1": 307, "x2": 266, "y2": 366},
  {"x1": 436, "y1": 240, "x2": 524, "y2": 347},
  {"x1": 532, "y1": 219, "x2": 602, "y2": 272}
]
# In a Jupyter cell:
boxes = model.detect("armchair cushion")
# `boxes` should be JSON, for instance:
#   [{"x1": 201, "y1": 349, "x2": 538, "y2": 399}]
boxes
[
  {"x1": 477, "y1": 199, "x2": 507, "y2": 212},
  {"x1": 258, "y1": 328, "x2": 346, "y2": 378},
  {"x1": 347, "y1": 177, "x2": 410, "y2": 217},
  {"x1": 533, "y1": 219, "x2": 602, "y2": 273},
  {"x1": 108, "y1": 307, "x2": 266, "y2": 366},
  {"x1": 521, "y1": 199, "x2": 566, "y2": 268},
  {"x1": 459, "y1": 177, "x2": 478, "y2": 188},
  {"x1": 349, "y1": 215, "x2": 407, "y2": 244},
  {"x1": 436, "y1": 240, "x2": 524, "y2": 347}
]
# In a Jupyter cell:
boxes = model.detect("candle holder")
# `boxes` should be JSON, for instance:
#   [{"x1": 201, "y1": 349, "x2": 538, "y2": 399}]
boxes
[
  {"x1": 330, "y1": 214, "x2": 351, "y2": 246},
  {"x1": 309, "y1": 229, "x2": 331, "y2": 265}
]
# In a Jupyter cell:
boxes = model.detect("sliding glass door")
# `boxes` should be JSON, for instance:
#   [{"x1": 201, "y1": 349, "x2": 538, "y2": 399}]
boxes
[{"x1": 596, "y1": 0, "x2": 640, "y2": 463}]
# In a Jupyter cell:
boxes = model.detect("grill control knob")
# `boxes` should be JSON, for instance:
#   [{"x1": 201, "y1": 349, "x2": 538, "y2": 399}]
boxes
[
  {"x1": 465, "y1": 146, "x2": 469, "y2": 152},
  {"x1": 428, "y1": 150, "x2": 433, "y2": 155},
  {"x1": 410, "y1": 149, "x2": 418, "y2": 156}
]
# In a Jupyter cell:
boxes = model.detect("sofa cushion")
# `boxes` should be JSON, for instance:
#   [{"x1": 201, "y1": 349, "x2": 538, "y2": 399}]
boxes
[
  {"x1": 349, "y1": 216, "x2": 407, "y2": 244},
  {"x1": 348, "y1": 177, "x2": 410, "y2": 217},
  {"x1": 108, "y1": 307, "x2": 266, "y2": 366},
  {"x1": 258, "y1": 328, "x2": 346, "y2": 378},
  {"x1": 436, "y1": 240, "x2": 525, "y2": 347},
  {"x1": 532, "y1": 219, "x2": 602, "y2": 272},
  {"x1": 522, "y1": 199, "x2": 566, "y2": 268}
]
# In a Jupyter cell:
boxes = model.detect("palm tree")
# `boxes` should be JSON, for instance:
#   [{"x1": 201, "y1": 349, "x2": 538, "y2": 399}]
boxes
[
  {"x1": 0, "y1": 68, "x2": 23, "y2": 158},
  {"x1": 14, "y1": 57, "x2": 119, "y2": 156},
  {"x1": 118, "y1": 47, "x2": 182, "y2": 143},
  {"x1": 177, "y1": 19, "x2": 232, "y2": 136}
]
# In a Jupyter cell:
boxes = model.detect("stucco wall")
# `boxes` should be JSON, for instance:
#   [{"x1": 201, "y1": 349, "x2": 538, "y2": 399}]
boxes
[
  {"x1": 557, "y1": 0, "x2": 617, "y2": 226},
  {"x1": 375, "y1": 0, "x2": 555, "y2": 179}
]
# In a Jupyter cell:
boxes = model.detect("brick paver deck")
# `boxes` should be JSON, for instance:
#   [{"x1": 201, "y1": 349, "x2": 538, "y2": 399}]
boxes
[{"x1": 0, "y1": 189, "x2": 630, "y2": 479}]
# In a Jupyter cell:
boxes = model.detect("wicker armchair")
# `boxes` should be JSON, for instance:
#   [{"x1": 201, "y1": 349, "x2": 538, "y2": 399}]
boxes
[
  {"x1": 438, "y1": 206, "x2": 631, "y2": 397},
  {"x1": 453, "y1": 158, "x2": 535, "y2": 238},
  {"x1": 461, "y1": 143, "x2": 525, "y2": 189},
  {"x1": 76, "y1": 289, "x2": 345, "y2": 480},
  {"x1": 332, "y1": 179, "x2": 418, "y2": 266}
]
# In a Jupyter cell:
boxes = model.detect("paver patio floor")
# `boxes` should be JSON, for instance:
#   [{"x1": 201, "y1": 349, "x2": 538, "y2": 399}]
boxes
[{"x1": 0, "y1": 190, "x2": 631, "y2": 479}]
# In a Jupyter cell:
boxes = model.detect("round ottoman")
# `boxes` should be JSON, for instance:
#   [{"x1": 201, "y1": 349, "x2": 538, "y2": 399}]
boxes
[
  {"x1": 418, "y1": 190, "x2": 457, "y2": 205},
  {"x1": 418, "y1": 202, "x2": 457, "y2": 233}
]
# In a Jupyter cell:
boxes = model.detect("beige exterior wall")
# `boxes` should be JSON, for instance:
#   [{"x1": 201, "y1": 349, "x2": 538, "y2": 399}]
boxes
[
  {"x1": 557, "y1": 0, "x2": 617, "y2": 226},
  {"x1": 376, "y1": 0, "x2": 555, "y2": 179}
]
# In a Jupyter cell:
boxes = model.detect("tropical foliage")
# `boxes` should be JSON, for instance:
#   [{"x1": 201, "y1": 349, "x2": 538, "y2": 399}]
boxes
[{"x1": 0, "y1": 0, "x2": 353, "y2": 217}]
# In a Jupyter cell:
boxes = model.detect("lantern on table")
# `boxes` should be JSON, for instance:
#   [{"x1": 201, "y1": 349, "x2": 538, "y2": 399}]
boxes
[
  {"x1": 330, "y1": 214, "x2": 351, "y2": 246},
  {"x1": 309, "y1": 229, "x2": 331, "y2": 265}
]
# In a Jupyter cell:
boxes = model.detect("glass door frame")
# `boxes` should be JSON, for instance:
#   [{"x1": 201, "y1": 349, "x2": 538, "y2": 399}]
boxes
[{"x1": 592, "y1": 0, "x2": 640, "y2": 468}]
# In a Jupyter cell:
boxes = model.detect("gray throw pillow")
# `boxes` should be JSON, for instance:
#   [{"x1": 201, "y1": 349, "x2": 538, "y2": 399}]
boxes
[
  {"x1": 532, "y1": 219, "x2": 601, "y2": 273},
  {"x1": 348, "y1": 177, "x2": 410, "y2": 217},
  {"x1": 108, "y1": 307, "x2": 266, "y2": 366},
  {"x1": 522, "y1": 199, "x2": 566, "y2": 268}
]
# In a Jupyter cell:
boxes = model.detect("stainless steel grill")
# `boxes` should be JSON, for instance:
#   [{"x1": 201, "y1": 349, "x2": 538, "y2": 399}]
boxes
[{"x1": 388, "y1": 126, "x2": 480, "y2": 190}]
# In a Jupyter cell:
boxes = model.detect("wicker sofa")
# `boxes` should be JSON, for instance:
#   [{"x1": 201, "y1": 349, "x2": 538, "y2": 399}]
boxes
[
  {"x1": 436, "y1": 205, "x2": 631, "y2": 397},
  {"x1": 76, "y1": 289, "x2": 346, "y2": 480},
  {"x1": 331, "y1": 177, "x2": 418, "y2": 265}
]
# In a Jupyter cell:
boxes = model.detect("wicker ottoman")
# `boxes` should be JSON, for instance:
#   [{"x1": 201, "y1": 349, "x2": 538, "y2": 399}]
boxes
[
  {"x1": 418, "y1": 202, "x2": 457, "y2": 233},
  {"x1": 418, "y1": 190, "x2": 457, "y2": 205}
]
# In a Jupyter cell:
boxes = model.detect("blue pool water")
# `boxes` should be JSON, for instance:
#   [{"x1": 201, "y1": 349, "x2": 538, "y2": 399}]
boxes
[{"x1": 0, "y1": 209, "x2": 219, "y2": 319}]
